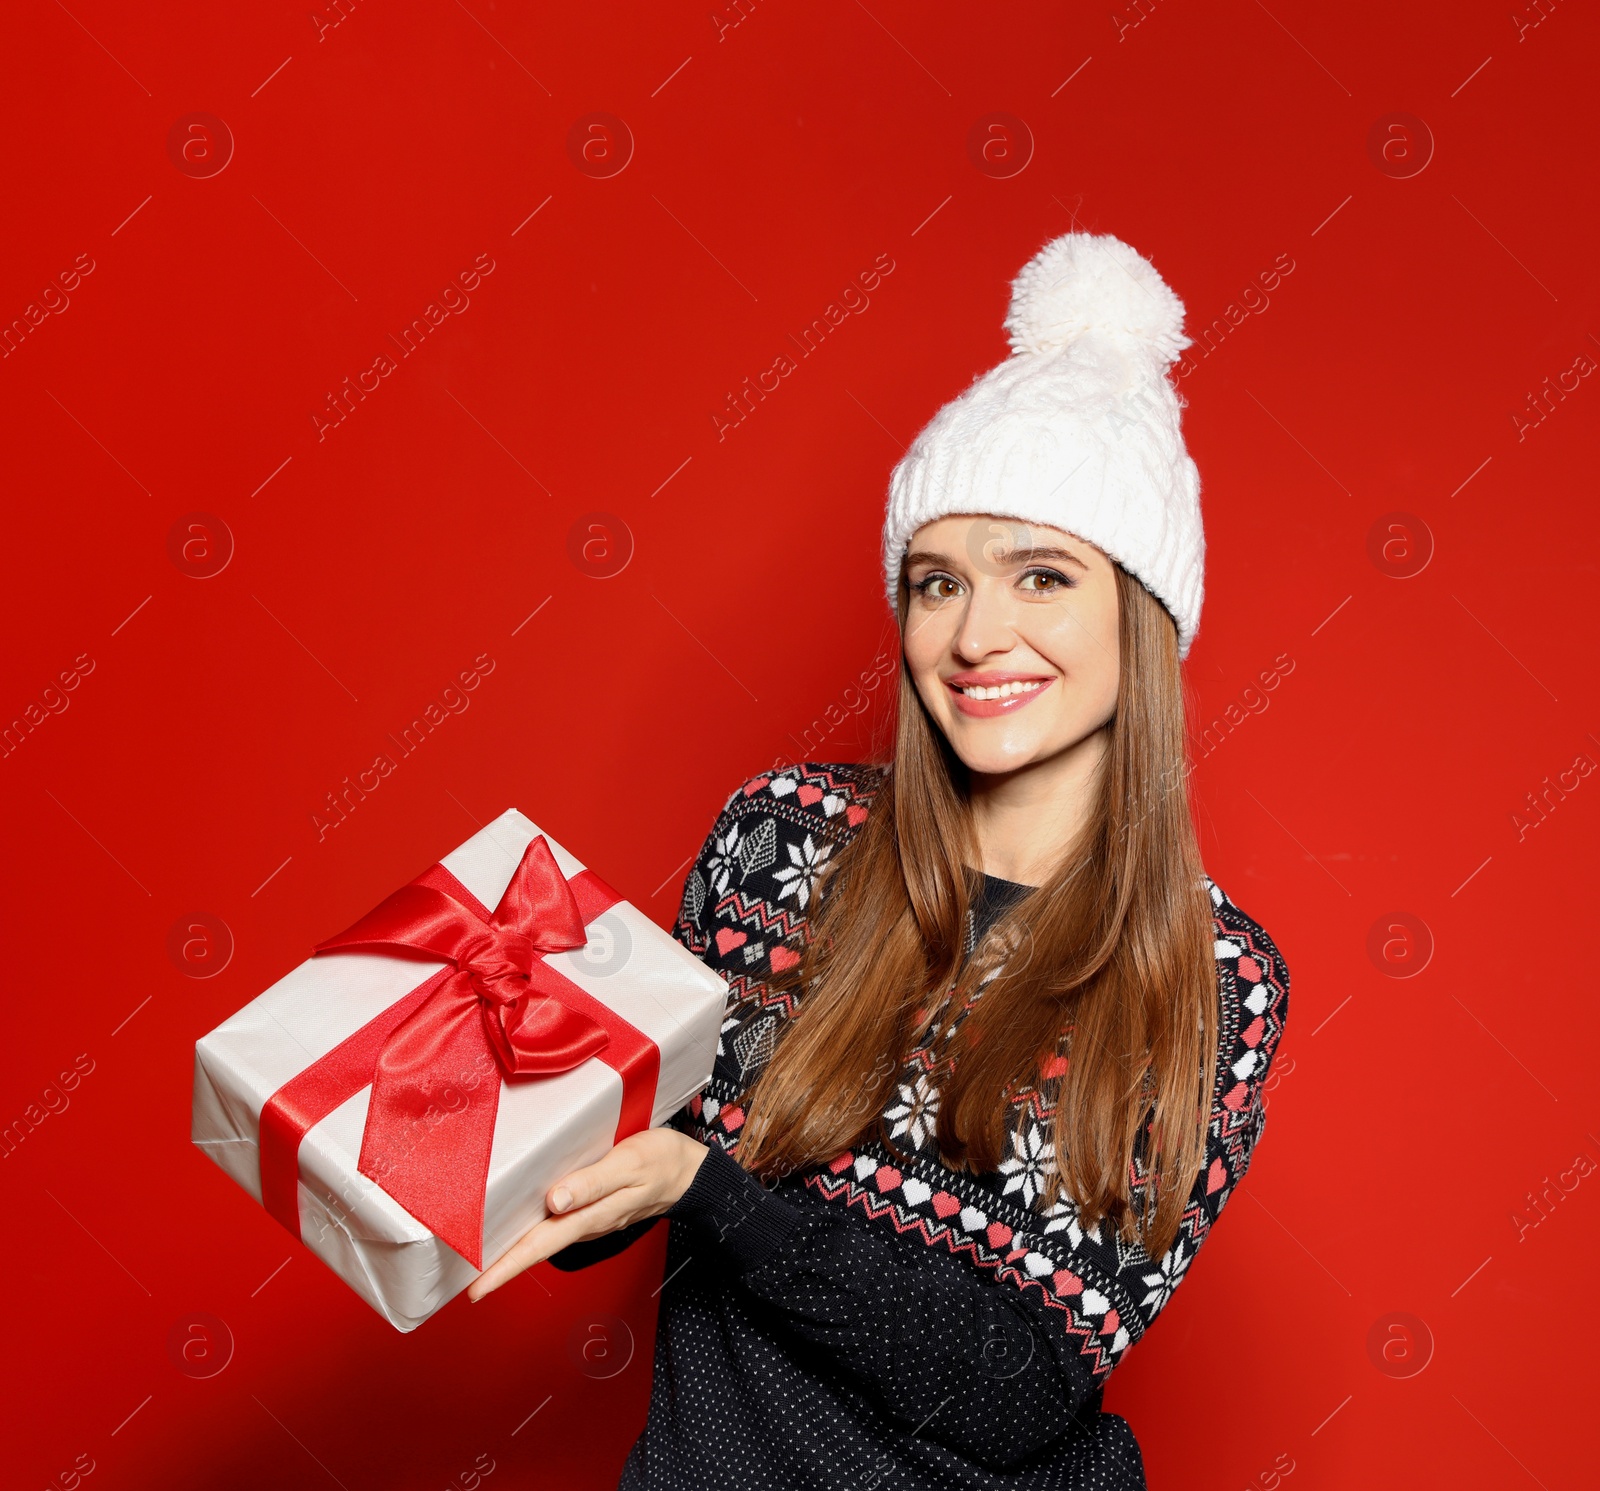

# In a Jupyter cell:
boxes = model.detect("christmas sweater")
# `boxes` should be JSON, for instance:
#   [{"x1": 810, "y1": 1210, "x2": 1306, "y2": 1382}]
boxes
[{"x1": 549, "y1": 762, "x2": 1292, "y2": 1490}]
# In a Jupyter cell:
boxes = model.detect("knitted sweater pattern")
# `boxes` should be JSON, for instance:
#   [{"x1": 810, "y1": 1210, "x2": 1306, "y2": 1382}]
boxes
[
  {"x1": 563, "y1": 761, "x2": 1291, "y2": 1488},
  {"x1": 680, "y1": 758, "x2": 1286, "y2": 1345}
]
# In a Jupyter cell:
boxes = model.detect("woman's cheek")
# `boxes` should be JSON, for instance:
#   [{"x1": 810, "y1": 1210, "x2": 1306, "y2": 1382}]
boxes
[
  {"x1": 1029, "y1": 612, "x2": 1088, "y2": 672},
  {"x1": 910, "y1": 669, "x2": 949, "y2": 722},
  {"x1": 1055, "y1": 588, "x2": 1118, "y2": 662},
  {"x1": 901, "y1": 626, "x2": 950, "y2": 703}
]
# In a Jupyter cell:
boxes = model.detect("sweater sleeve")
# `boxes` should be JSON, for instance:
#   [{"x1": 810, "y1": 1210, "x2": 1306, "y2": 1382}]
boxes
[{"x1": 663, "y1": 1142, "x2": 1106, "y2": 1466}]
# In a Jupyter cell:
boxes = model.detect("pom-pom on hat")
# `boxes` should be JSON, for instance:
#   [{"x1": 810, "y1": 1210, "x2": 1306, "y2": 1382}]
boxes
[{"x1": 881, "y1": 232, "x2": 1205, "y2": 657}]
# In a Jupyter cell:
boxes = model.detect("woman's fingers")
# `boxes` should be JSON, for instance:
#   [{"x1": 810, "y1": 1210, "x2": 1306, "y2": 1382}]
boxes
[
  {"x1": 546, "y1": 1138, "x2": 646, "y2": 1216},
  {"x1": 467, "y1": 1187, "x2": 644, "y2": 1301},
  {"x1": 465, "y1": 1132, "x2": 694, "y2": 1302},
  {"x1": 466, "y1": 1222, "x2": 552, "y2": 1301}
]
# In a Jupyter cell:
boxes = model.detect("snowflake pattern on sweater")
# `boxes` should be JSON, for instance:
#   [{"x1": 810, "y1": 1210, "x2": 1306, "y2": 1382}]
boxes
[{"x1": 668, "y1": 761, "x2": 1291, "y2": 1388}]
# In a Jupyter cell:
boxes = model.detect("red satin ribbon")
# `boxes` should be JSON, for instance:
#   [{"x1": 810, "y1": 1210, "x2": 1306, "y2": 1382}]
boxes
[{"x1": 258, "y1": 836, "x2": 660, "y2": 1268}]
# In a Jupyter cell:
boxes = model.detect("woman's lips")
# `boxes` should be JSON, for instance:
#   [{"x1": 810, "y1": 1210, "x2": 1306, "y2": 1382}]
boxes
[{"x1": 946, "y1": 677, "x2": 1055, "y2": 718}]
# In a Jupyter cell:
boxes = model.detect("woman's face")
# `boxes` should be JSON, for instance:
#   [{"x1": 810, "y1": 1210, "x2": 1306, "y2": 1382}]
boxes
[{"x1": 901, "y1": 515, "x2": 1121, "y2": 778}]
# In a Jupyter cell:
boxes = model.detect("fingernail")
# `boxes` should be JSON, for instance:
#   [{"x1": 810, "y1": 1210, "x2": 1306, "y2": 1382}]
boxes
[{"x1": 551, "y1": 1187, "x2": 572, "y2": 1213}]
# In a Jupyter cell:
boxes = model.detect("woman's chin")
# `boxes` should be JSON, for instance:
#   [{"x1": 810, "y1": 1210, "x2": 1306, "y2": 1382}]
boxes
[
  {"x1": 942, "y1": 712, "x2": 1112, "y2": 781},
  {"x1": 946, "y1": 730, "x2": 1048, "y2": 778}
]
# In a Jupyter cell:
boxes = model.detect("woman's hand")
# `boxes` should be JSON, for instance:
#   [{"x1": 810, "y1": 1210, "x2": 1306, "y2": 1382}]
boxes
[{"x1": 467, "y1": 1127, "x2": 710, "y2": 1301}]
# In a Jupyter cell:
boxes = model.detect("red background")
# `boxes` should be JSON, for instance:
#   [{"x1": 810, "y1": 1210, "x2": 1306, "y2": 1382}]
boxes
[{"x1": 3, "y1": 1, "x2": 1596, "y2": 1486}]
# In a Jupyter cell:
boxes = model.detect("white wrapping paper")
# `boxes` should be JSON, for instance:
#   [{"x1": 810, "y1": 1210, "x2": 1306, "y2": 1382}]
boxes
[{"x1": 191, "y1": 809, "x2": 728, "y2": 1331}]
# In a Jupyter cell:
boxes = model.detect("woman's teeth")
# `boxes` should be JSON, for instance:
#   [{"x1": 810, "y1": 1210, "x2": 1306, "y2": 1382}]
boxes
[{"x1": 958, "y1": 680, "x2": 1044, "y2": 700}]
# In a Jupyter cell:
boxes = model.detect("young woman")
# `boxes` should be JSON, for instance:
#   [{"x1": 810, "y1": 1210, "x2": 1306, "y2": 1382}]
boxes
[{"x1": 469, "y1": 232, "x2": 1291, "y2": 1489}]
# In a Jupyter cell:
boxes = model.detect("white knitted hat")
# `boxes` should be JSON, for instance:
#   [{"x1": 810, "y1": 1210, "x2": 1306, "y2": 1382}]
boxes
[{"x1": 881, "y1": 231, "x2": 1204, "y2": 657}]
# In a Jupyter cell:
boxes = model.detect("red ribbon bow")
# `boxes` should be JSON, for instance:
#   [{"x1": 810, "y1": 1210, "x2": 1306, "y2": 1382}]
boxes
[{"x1": 258, "y1": 836, "x2": 659, "y2": 1268}]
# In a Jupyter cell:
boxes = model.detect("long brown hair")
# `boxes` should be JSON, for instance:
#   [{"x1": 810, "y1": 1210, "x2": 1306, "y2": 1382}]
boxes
[{"x1": 732, "y1": 560, "x2": 1217, "y2": 1259}]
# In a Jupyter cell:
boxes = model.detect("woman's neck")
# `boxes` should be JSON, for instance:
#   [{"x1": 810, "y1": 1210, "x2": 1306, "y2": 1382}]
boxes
[{"x1": 966, "y1": 726, "x2": 1109, "y2": 886}]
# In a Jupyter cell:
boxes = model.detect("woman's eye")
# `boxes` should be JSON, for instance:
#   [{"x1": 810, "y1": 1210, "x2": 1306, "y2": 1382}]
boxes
[
  {"x1": 913, "y1": 574, "x2": 962, "y2": 599},
  {"x1": 1019, "y1": 567, "x2": 1073, "y2": 593}
]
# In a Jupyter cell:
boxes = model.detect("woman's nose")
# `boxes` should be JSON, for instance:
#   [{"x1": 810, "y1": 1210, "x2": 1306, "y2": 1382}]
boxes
[{"x1": 952, "y1": 579, "x2": 1017, "y2": 660}]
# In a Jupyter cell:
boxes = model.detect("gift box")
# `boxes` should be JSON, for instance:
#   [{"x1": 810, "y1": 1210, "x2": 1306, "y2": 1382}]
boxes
[{"x1": 191, "y1": 808, "x2": 729, "y2": 1332}]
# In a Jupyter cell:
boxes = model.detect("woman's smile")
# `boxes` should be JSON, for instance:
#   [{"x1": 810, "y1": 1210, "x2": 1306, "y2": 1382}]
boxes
[{"x1": 944, "y1": 671, "x2": 1056, "y2": 717}]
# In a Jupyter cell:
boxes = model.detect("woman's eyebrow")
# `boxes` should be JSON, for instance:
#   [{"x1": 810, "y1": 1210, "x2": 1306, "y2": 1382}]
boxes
[
  {"x1": 991, "y1": 544, "x2": 1089, "y2": 570},
  {"x1": 904, "y1": 544, "x2": 1089, "y2": 571}
]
